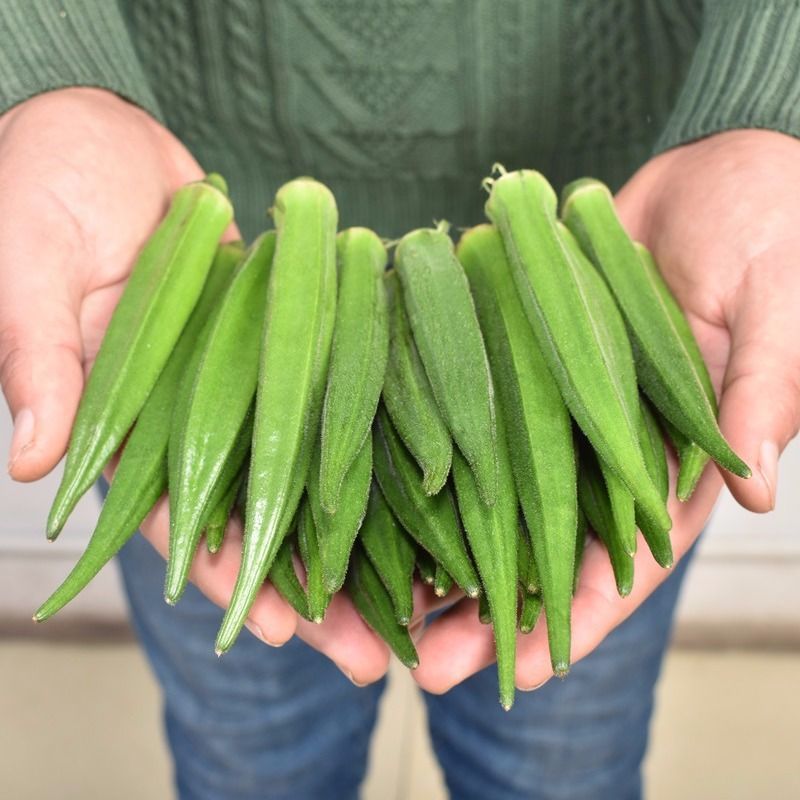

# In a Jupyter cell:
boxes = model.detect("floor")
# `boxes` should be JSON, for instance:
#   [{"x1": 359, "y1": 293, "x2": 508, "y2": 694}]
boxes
[{"x1": 1, "y1": 641, "x2": 798, "y2": 799}]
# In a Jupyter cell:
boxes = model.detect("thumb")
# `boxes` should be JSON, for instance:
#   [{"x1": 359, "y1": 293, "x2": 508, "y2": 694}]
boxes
[
  {"x1": 718, "y1": 251, "x2": 800, "y2": 512},
  {"x1": 0, "y1": 244, "x2": 84, "y2": 482}
]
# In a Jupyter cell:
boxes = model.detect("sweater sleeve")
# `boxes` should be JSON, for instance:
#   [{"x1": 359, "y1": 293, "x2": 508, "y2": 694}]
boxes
[
  {"x1": 0, "y1": 0, "x2": 161, "y2": 119},
  {"x1": 655, "y1": 0, "x2": 800, "y2": 153}
]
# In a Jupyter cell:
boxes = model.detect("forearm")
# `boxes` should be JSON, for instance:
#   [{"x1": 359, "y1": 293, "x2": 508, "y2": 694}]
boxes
[{"x1": 656, "y1": 0, "x2": 800, "y2": 153}]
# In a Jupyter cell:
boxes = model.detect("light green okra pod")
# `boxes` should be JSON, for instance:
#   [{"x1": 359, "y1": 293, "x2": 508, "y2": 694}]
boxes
[
  {"x1": 577, "y1": 442, "x2": 634, "y2": 597},
  {"x1": 457, "y1": 223, "x2": 576, "y2": 675},
  {"x1": 485, "y1": 170, "x2": 670, "y2": 538},
  {"x1": 166, "y1": 233, "x2": 276, "y2": 603},
  {"x1": 574, "y1": 507, "x2": 588, "y2": 595},
  {"x1": 661, "y1": 415, "x2": 709, "y2": 502},
  {"x1": 359, "y1": 484, "x2": 416, "y2": 626},
  {"x1": 382, "y1": 271, "x2": 452, "y2": 495},
  {"x1": 394, "y1": 225, "x2": 498, "y2": 505},
  {"x1": 636, "y1": 244, "x2": 712, "y2": 501},
  {"x1": 216, "y1": 178, "x2": 338, "y2": 655},
  {"x1": 518, "y1": 591, "x2": 543, "y2": 635},
  {"x1": 517, "y1": 520, "x2": 538, "y2": 595},
  {"x1": 297, "y1": 498, "x2": 332, "y2": 623},
  {"x1": 47, "y1": 177, "x2": 233, "y2": 539},
  {"x1": 319, "y1": 228, "x2": 388, "y2": 513},
  {"x1": 373, "y1": 406, "x2": 480, "y2": 598},
  {"x1": 636, "y1": 396, "x2": 674, "y2": 568},
  {"x1": 561, "y1": 181, "x2": 748, "y2": 481},
  {"x1": 205, "y1": 465, "x2": 246, "y2": 555},
  {"x1": 416, "y1": 549, "x2": 436, "y2": 585},
  {"x1": 478, "y1": 593, "x2": 492, "y2": 625},
  {"x1": 347, "y1": 545, "x2": 419, "y2": 669},
  {"x1": 307, "y1": 432, "x2": 372, "y2": 595},
  {"x1": 268, "y1": 536, "x2": 312, "y2": 622},
  {"x1": 433, "y1": 564, "x2": 454, "y2": 598},
  {"x1": 558, "y1": 223, "x2": 641, "y2": 557},
  {"x1": 35, "y1": 241, "x2": 242, "y2": 620},
  {"x1": 452, "y1": 396, "x2": 519, "y2": 710}
]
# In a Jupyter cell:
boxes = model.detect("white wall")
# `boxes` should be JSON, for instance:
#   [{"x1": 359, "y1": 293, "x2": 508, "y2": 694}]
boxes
[{"x1": 0, "y1": 411, "x2": 798, "y2": 640}]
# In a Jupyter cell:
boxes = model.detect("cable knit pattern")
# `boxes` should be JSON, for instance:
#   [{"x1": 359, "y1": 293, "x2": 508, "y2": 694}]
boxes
[{"x1": 1, "y1": 1, "x2": 799, "y2": 237}]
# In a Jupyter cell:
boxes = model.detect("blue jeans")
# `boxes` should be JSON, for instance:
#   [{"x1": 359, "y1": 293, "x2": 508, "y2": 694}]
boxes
[{"x1": 117, "y1": 533, "x2": 693, "y2": 800}]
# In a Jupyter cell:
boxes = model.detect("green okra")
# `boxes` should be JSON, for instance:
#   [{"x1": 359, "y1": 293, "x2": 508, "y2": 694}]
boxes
[
  {"x1": 559, "y1": 223, "x2": 640, "y2": 557},
  {"x1": 574, "y1": 507, "x2": 588, "y2": 595},
  {"x1": 561, "y1": 181, "x2": 749, "y2": 481},
  {"x1": 517, "y1": 520, "x2": 539, "y2": 595},
  {"x1": 661, "y1": 415, "x2": 709, "y2": 502},
  {"x1": 484, "y1": 170, "x2": 670, "y2": 539},
  {"x1": 268, "y1": 536, "x2": 312, "y2": 622},
  {"x1": 577, "y1": 442, "x2": 634, "y2": 597},
  {"x1": 416, "y1": 549, "x2": 436, "y2": 585},
  {"x1": 47, "y1": 176, "x2": 233, "y2": 539},
  {"x1": 347, "y1": 545, "x2": 419, "y2": 669},
  {"x1": 297, "y1": 498, "x2": 331, "y2": 623},
  {"x1": 637, "y1": 396, "x2": 674, "y2": 568},
  {"x1": 166, "y1": 233, "x2": 275, "y2": 603},
  {"x1": 457, "y1": 223, "x2": 576, "y2": 676},
  {"x1": 382, "y1": 271, "x2": 452, "y2": 495},
  {"x1": 307, "y1": 433, "x2": 372, "y2": 595},
  {"x1": 634, "y1": 243, "x2": 712, "y2": 501},
  {"x1": 35, "y1": 241, "x2": 242, "y2": 620},
  {"x1": 452, "y1": 400, "x2": 518, "y2": 710},
  {"x1": 478, "y1": 593, "x2": 492, "y2": 625},
  {"x1": 217, "y1": 178, "x2": 338, "y2": 654},
  {"x1": 205, "y1": 465, "x2": 246, "y2": 555},
  {"x1": 433, "y1": 564, "x2": 454, "y2": 598},
  {"x1": 359, "y1": 484, "x2": 416, "y2": 626},
  {"x1": 319, "y1": 228, "x2": 388, "y2": 513},
  {"x1": 373, "y1": 406, "x2": 480, "y2": 598},
  {"x1": 395, "y1": 224, "x2": 498, "y2": 505},
  {"x1": 518, "y1": 591, "x2": 543, "y2": 635}
]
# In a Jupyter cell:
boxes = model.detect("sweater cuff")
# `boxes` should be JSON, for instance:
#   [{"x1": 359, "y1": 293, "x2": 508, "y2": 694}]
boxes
[
  {"x1": 655, "y1": 0, "x2": 800, "y2": 153},
  {"x1": 0, "y1": 0, "x2": 161, "y2": 120}
]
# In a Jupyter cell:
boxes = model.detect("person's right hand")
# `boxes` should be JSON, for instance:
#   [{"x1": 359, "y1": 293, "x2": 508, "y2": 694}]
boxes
[{"x1": 0, "y1": 87, "x2": 397, "y2": 684}]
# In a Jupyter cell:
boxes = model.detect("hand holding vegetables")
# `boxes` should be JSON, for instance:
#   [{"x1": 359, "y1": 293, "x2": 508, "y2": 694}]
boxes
[
  {"x1": 0, "y1": 87, "x2": 388, "y2": 685},
  {"x1": 413, "y1": 129, "x2": 800, "y2": 695},
  {"x1": 3, "y1": 94, "x2": 797, "y2": 706}
]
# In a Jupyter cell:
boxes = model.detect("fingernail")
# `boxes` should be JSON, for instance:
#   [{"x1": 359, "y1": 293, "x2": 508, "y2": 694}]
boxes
[
  {"x1": 337, "y1": 666, "x2": 368, "y2": 687},
  {"x1": 8, "y1": 407, "x2": 34, "y2": 473},
  {"x1": 245, "y1": 620, "x2": 283, "y2": 648},
  {"x1": 518, "y1": 676, "x2": 551, "y2": 693},
  {"x1": 758, "y1": 440, "x2": 779, "y2": 510}
]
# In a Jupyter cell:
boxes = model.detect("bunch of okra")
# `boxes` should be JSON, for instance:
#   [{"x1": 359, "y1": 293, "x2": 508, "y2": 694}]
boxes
[{"x1": 34, "y1": 168, "x2": 749, "y2": 710}]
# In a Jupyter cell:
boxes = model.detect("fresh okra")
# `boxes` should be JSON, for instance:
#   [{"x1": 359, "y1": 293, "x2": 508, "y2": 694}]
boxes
[
  {"x1": 47, "y1": 176, "x2": 233, "y2": 539},
  {"x1": 318, "y1": 228, "x2": 388, "y2": 514},
  {"x1": 394, "y1": 224, "x2": 498, "y2": 505}
]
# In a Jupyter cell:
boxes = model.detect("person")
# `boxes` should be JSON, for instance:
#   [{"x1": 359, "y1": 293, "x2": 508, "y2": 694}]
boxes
[{"x1": 2, "y1": 2, "x2": 798, "y2": 798}]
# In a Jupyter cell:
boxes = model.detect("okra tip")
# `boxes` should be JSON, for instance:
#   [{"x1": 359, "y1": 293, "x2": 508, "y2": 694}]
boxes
[
  {"x1": 553, "y1": 662, "x2": 570, "y2": 679},
  {"x1": 559, "y1": 176, "x2": 610, "y2": 216},
  {"x1": 203, "y1": 172, "x2": 229, "y2": 196}
]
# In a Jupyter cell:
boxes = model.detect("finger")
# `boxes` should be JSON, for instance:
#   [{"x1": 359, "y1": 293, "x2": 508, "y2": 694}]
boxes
[
  {"x1": 138, "y1": 499, "x2": 298, "y2": 648},
  {"x1": 719, "y1": 246, "x2": 800, "y2": 511},
  {"x1": 0, "y1": 225, "x2": 84, "y2": 481},
  {"x1": 296, "y1": 595, "x2": 391, "y2": 686},
  {"x1": 411, "y1": 598, "x2": 496, "y2": 694}
]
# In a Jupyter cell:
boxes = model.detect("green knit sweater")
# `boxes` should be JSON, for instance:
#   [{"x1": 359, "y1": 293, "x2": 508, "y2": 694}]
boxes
[{"x1": 1, "y1": 1, "x2": 799, "y2": 240}]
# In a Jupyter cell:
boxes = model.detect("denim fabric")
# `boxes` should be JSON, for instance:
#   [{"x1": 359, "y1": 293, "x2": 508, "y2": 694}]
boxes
[{"x1": 116, "y1": 533, "x2": 693, "y2": 800}]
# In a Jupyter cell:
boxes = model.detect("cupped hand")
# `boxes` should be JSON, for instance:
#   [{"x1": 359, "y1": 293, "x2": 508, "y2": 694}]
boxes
[
  {"x1": 413, "y1": 129, "x2": 800, "y2": 694},
  {"x1": 0, "y1": 88, "x2": 394, "y2": 684}
]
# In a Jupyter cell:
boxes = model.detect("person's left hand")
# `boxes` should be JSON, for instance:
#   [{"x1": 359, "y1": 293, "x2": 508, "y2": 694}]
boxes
[{"x1": 412, "y1": 129, "x2": 800, "y2": 694}]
